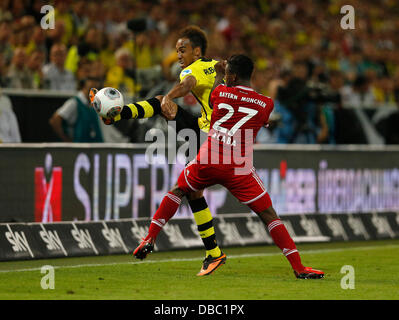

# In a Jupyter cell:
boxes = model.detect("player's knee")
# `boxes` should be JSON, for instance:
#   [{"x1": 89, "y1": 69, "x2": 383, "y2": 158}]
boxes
[
  {"x1": 170, "y1": 184, "x2": 185, "y2": 198},
  {"x1": 186, "y1": 190, "x2": 204, "y2": 201},
  {"x1": 257, "y1": 206, "x2": 279, "y2": 224}
]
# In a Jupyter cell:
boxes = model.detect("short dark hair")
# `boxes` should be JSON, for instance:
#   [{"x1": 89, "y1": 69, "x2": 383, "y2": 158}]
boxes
[
  {"x1": 179, "y1": 25, "x2": 208, "y2": 56},
  {"x1": 227, "y1": 54, "x2": 254, "y2": 81}
]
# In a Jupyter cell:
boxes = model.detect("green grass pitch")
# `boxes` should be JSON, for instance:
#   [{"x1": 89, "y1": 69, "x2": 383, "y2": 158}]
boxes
[{"x1": 0, "y1": 239, "x2": 398, "y2": 300}]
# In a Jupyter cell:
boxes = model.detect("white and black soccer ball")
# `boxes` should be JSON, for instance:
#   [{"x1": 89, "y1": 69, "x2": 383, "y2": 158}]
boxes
[{"x1": 92, "y1": 87, "x2": 124, "y2": 119}]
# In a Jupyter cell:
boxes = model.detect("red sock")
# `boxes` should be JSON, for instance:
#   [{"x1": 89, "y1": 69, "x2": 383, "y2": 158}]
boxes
[
  {"x1": 145, "y1": 192, "x2": 181, "y2": 241},
  {"x1": 267, "y1": 219, "x2": 304, "y2": 272}
]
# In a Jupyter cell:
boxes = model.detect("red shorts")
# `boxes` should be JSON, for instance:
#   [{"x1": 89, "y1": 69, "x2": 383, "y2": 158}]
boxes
[{"x1": 177, "y1": 161, "x2": 272, "y2": 213}]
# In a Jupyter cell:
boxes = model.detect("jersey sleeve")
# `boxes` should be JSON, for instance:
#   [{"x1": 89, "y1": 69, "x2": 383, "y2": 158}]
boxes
[
  {"x1": 57, "y1": 97, "x2": 78, "y2": 125},
  {"x1": 179, "y1": 67, "x2": 196, "y2": 82},
  {"x1": 263, "y1": 98, "x2": 274, "y2": 125}
]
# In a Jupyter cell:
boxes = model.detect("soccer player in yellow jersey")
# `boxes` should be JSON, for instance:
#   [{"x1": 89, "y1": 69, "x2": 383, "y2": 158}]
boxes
[
  {"x1": 162, "y1": 41, "x2": 217, "y2": 133},
  {"x1": 91, "y1": 26, "x2": 226, "y2": 275}
]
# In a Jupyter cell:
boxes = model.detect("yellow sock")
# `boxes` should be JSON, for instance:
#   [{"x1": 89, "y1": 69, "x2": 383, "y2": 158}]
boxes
[{"x1": 189, "y1": 198, "x2": 222, "y2": 258}]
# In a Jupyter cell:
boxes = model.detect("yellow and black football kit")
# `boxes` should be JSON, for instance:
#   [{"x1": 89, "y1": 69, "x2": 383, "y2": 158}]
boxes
[
  {"x1": 116, "y1": 58, "x2": 222, "y2": 260},
  {"x1": 118, "y1": 57, "x2": 219, "y2": 151},
  {"x1": 178, "y1": 57, "x2": 218, "y2": 133},
  {"x1": 170, "y1": 58, "x2": 222, "y2": 259},
  {"x1": 117, "y1": 97, "x2": 162, "y2": 121}
]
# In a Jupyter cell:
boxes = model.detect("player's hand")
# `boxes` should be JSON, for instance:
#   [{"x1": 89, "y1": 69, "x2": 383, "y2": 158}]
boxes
[
  {"x1": 214, "y1": 60, "x2": 226, "y2": 77},
  {"x1": 161, "y1": 95, "x2": 178, "y2": 120}
]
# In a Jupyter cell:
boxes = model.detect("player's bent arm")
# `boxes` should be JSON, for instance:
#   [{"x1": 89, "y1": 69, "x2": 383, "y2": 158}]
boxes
[
  {"x1": 161, "y1": 75, "x2": 197, "y2": 120},
  {"x1": 211, "y1": 61, "x2": 226, "y2": 94},
  {"x1": 166, "y1": 75, "x2": 197, "y2": 100}
]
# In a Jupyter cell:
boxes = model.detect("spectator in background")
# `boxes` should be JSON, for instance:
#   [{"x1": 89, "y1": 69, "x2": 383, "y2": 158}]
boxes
[
  {"x1": 65, "y1": 25, "x2": 101, "y2": 74},
  {"x1": 375, "y1": 73, "x2": 399, "y2": 143},
  {"x1": 104, "y1": 2, "x2": 127, "y2": 37},
  {"x1": 49, "y1": 77, "x2": 103, "y2": 142},
  {"x1": 372, "y1": 75, "x2": 396, "y2": 107},
  {"x1": 341, "y1": 75, "x2": 376, "y2": 108},
  {"x1": 71, "y1": 0, "x2": 89, "y2": 40},
  {"x1": 6, "y1": 47, "x2": 34, "y2": 89},
  {"x1": 27, "y1": 49, "x2": 45, "y2": 89},
  {"x1": 90, "y1": 59, "x2": 106, "y2": 80},
  {"x1": 29, "y1": 26, "x2": 48, "y2": 61},
  {"x1": 43, "y1": 43, "x2": 76, "y2": 91},
  {"x1": 75, "y1": 58, "x2": 92, "y2": 83},
  {"x1": 19, "y1": 15, "x2": 37, "y2": 55},
  {"x1": 0, "y1": 53, "x2": 6, "y2": 86},
  {"x1": 274, "y1": 62, "x2": 310, "y2": 143},
  {"x1": 0, "y1": 90, "x2": 21, "y2": 143},
  {"x1": 123, "y1": 30, "x2": 163, "y2": 69},
  {"x1": 105, "y1": 47, "x2": 140, "y2": 97},
  {"x1": 10, "y1": 0, "x2": 26, "y2": 20},
  {"x1": 26, "y1": 0, "x2": 48, "y2": 24},
  {"x1": 99, "y1": 32, "x2": 118, "y2": 71},
  {"x1": 274, "y1": 62, "x2": 331, "y2": 144},
  {"x1": 11, "y1": 15, "x2": 35, "y2": 51},
  {"x1": 327, "y1": 70, "x2": 345, "y2": 108},
  {"x1": 0, "y1": 0, "x2": 12, "y2": 20},
  {"x1": 0, "y1": 18, "x2": 13, "y2": 66},
  {"x1": 394, "y1": 70, "x2": 399, "y2": 105},
  {"x1": 44, "y1": 19, "x2": 66, "y2": 57},
  {"x1": 53, "y1": 0, "x2": 74, "y2": 46}
]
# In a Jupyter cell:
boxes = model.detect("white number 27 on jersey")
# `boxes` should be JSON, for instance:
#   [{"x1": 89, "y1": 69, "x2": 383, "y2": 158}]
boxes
[{"x1": 212, "y1": 103, "x2": 258, "y2": 136}]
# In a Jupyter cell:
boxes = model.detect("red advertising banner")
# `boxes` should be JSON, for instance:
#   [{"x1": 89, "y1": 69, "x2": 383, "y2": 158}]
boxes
[{"x1": 34, "y1": 154, "x2": 62, "y2": 222}]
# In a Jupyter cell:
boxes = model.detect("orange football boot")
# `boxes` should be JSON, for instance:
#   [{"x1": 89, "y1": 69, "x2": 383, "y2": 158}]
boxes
[{"x1": 197, "y1": 252, "x2": 227, "y2": 276}]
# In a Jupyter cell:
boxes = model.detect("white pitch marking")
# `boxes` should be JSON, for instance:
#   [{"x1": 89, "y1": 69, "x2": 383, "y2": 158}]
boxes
[{"x1": 0, "y1": 244, "x2": 398, "y2": 274}]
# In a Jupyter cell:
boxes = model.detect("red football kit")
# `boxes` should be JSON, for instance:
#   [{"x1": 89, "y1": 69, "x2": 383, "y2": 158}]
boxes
[
  {"x1": 177, "y1": 84, "x2": 274, "y2": 213},
  {"x1": 138, "y1": 83, "x2": 324, "y2": 278}
]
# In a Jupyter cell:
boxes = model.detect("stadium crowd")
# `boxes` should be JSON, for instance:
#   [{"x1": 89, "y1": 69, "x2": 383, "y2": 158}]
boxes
[{"x1": 0, "y1": 0, "x2": 399, "y2": 144}]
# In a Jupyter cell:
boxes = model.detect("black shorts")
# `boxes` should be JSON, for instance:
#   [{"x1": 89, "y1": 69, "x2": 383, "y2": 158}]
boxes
[{"x1": 174, "y1": 105, "x2": 208, "y2": 159}]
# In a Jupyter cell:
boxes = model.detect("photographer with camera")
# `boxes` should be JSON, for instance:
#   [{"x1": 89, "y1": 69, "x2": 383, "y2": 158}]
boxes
[{"x1": 275, "y1": 62, "x2": 339, "y2": 144}]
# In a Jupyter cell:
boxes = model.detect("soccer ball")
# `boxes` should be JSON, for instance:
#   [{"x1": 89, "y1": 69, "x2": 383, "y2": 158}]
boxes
[{"x1": 92, "y1": 87, "x2": 124, "y2": 119}]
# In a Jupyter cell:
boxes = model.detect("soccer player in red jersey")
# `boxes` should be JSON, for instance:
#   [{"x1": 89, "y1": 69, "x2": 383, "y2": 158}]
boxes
[{"x1": 135, "y1": 54, "x2": 324, "y2": 279}]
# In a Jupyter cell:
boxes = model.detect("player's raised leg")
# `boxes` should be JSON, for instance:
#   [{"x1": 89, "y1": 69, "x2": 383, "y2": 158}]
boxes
[
  {"x1": 89, "y1": 90, "x2": 175, "y2": 124},
  {"x1": 109, "y1": 95, "x2": 167, "y2": 124}
]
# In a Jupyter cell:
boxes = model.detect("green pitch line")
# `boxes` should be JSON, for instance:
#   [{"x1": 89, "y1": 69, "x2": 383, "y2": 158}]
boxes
[{"x1": 0, "y1": 240, "x2": 398, "y2": 300}]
